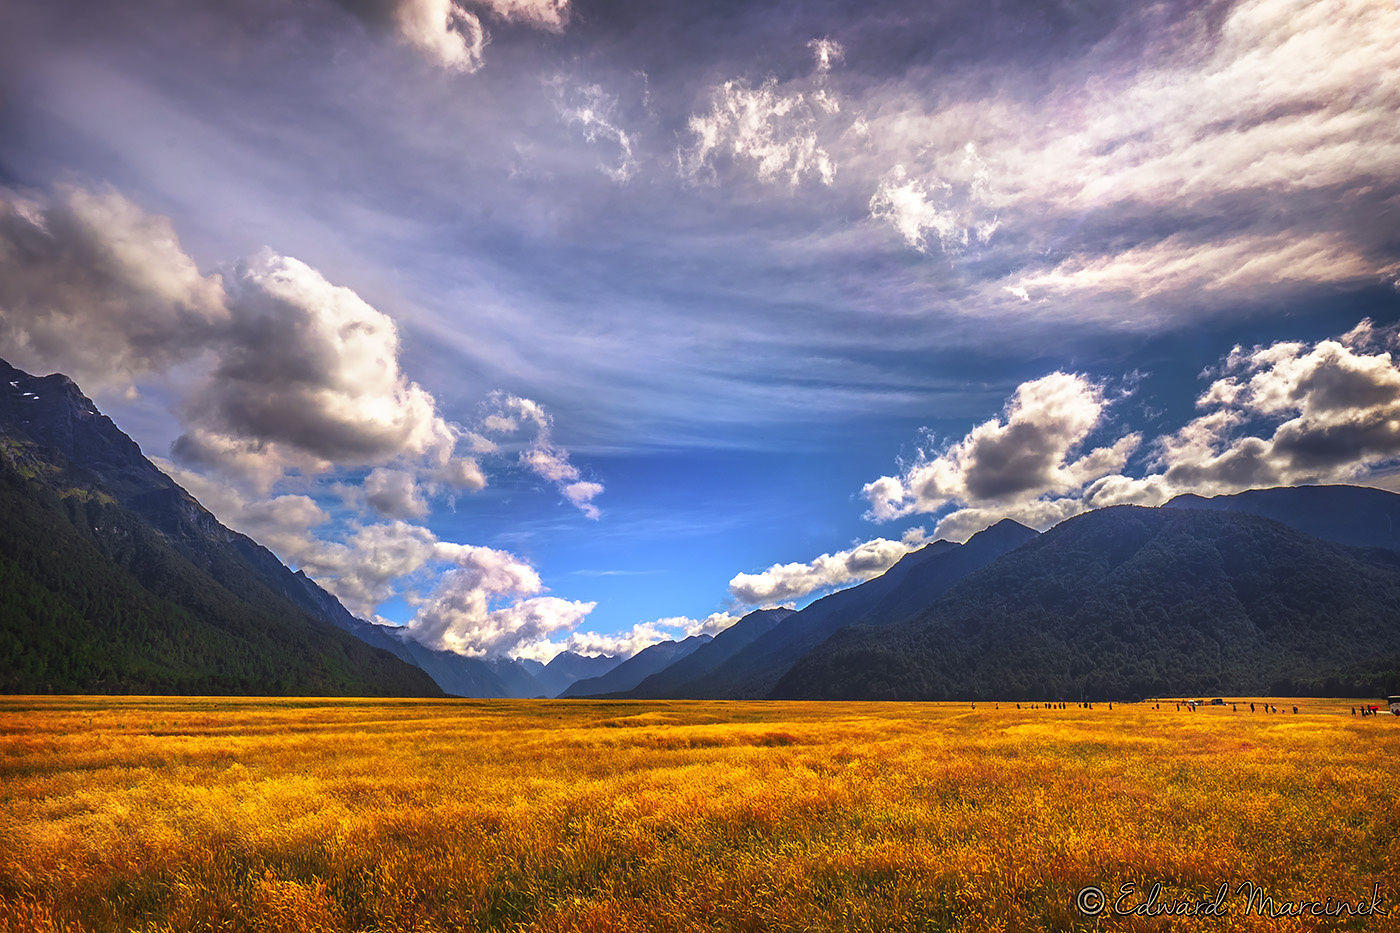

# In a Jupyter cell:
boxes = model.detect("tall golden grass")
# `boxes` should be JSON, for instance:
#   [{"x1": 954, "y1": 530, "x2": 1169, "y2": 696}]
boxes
[{"x1": 1, "y1": 697, "x2": 1396, "y2": 931}]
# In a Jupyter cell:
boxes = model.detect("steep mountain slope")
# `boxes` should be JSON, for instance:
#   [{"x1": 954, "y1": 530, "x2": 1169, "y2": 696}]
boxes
[
  {"x1": 0, "y1": 359, "x2": 442, "y2": 696},
  {"x1": 561, "y1": 634, "x2": 713, "y2": 697},
  {"x1": 1166, "y1": 484, "x2": 1400, "y2": 551},
  {"x1": 654, "y1": 519, "x2": 1038, "y2": 699},
  {"x1": 777, "y1": 506, "x2": 1400, "y2": 700},
  {"x1": 614, "y1": 608, "x2": 797, "y2": 698}
]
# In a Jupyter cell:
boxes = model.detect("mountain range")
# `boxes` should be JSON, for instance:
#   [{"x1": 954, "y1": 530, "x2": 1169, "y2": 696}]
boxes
[
  {"x1": 776, "y1": 504, "x2": 1400, "y2": 700},
  {"x1": 560, "y1": 634, "x2": 712, "y2": 697},
  {"x1": 3, "y1": 355, "x2": 1399, "y2": 701},
  {"x1": 606, "y1": 519, "x2": 1039, "y2": 699}
]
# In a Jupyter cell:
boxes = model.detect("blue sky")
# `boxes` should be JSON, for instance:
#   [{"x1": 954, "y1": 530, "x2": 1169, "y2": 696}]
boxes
[{"x1": 1, "y1": 0, "x2": 1398, "y2": 658}]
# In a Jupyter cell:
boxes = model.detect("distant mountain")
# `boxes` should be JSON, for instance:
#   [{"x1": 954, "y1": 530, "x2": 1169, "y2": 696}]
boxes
[
  {"x1": 636, "y1": 519, "x2": 1039, "y2": 699},
  {"x1": 487, "y1": 656, "x2": 550, "y2": 698},
  {"x1": 0, "y1": 357, "x2": 442, "y2": 696},
  {"x1": 326, "y1": 613, "x2": 544, "y2": 698},
  {"x1": 777, "y1": 506, "x2": 1400, "y2": 700},
  {"x1": 531, "y1": 651, "x2": 623, "y2": 697},
  {"x1": 561, "y1": 634, "x2": 713, "y2": 697},
  {"x1": 613, "y1": 608, "x2": 797, "y2": 698},
  {"x1": 1166, "y1": 485, "x2": 1400, "y2": 551}
]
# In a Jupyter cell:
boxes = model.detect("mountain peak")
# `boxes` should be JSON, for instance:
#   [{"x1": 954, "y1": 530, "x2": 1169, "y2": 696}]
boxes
[{"x1": 965, "y1": 517, "x2": 1038, "y2": 549}]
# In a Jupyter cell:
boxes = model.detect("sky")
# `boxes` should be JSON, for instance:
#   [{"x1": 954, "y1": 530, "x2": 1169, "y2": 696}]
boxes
[{"x1": 1, "y1": 0, "x2": 1398, "y2": 660}]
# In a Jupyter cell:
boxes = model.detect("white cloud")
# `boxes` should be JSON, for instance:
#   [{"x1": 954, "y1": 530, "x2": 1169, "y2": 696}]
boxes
[
  {"x1": 1154, "y1": 325, "x2": 1400, "y2": 492},
  {"x1": 185, "y1": 251, "x2": 462, "y2": 473},
  {"x1": 513, "y1": 610, "x2": 741, "y2": 663},
  {"x1": 551, "y1": 80, "x2": 638, "y2": 182},
  {"x1": 387, "y1": 0, "x2": 488, "y2": 72},
  {"x1": 408, "y1": 543, "x2": 595, "y2": 657},
  {"x1": 728, "y1": 527, "x2": 930, "y2": 606},
  {"x1": 363, "y1": 467, "x2": 430, "y2": 519},
  {"x1": 343, "y1": 0, "x2": 569, "y2": 73},
  {"x1": 680, "y1": 77, "x2": 837, "y2": 188},
  {"x1": 864, "y1": 320, "x2": 1400, "y2": 541},
  {"x1": 153, "y1": 458, "x2": 332, "y2": 560},
  {"x1": 807, "y1": 37, "x2": 845, "y2": 74},
  {"x1": 479, "y1": 391, "x2": 603, "y2": 518},
  {"x1": 869, "y1": 146, "x2": 998, "y2": 253},
  {"x1": 261, "y1": 516, "x2": 597, "y2": 659},
  {"x1": 1008, "y1": 232, "x2": 1386, "y2": 302},
  {"x1": 476, "y1": 0, "x2": 568, "y2": 30},
  {"x1": 848, "y1": 0, "x2": 1400, "y2": 313},
  {"x1": 863, "y1": 373, "x2": 1137, "y2": 521}
]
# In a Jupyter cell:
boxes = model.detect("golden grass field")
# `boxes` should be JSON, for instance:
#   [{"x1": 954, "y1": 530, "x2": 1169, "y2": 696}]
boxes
[{"x1": 1, "y1": 697, "x2": 1397, "y2": 932}]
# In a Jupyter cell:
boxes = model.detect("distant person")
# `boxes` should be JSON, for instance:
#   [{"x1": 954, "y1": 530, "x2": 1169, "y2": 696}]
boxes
[
  {"x1": 1293, "y1": 706, "x2": 1298, "y2": 714},
  {"x1": 1352, "y1": 707, "x2": 1356, "y2": 716}
]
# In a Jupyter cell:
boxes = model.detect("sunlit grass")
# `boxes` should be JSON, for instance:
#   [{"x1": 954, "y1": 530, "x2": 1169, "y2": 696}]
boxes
[{"x1": 1, "y1": 697, "x2": 1396, "y2": 931}]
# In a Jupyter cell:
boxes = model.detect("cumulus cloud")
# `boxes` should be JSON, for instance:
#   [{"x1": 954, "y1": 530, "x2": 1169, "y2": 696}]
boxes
[
  {"x1": 154, "y1": 458, "x2": 333, "y2": 561},
  {"x1": 1153, "y1": 324, "x2": 1400, "y2": 493},
  {"x1": 340, "y1": 0, "x2": 568, "y2": 72},
  {"x1": 363, "y1": 467, "x2": 430, "y2": 519},
  {"x1": 728, "y1": 526, "x2": 930, "y2": 606},
  {"x1": 680, "y1": 77, "x2": 838, "y2": 187},
  {"x1": 479, "y1": 391, "x2": 603, "y2": 518},
  {"x1": 407, "y1": 543, "x2": 595, "y2": 656},
  {"x1": 864, "y1": 320, "x2": 1400, "y2": 540},
  {"x1": 252, "y1": 514, "x2": 595, "y2": 659},
  {"x1": 863, "y1": 373, "x2": 1138, "y2": 522},
  {"x1": 184, "y1": 251, "x2": 462, "y2": 474},
  {"x1": 0, "y1": 183, "x2": 486, "y2": 502},
  {"x1": 0, "y1": 184, "x2": 227, "y2": 390}
]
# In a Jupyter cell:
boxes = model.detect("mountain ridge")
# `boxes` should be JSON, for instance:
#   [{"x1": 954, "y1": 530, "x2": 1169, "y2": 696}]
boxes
[
  {"x1": 561, "y1": 634, "x2": 713, "y2": 697},
  {"x1": 625, "y1": 519, "x2": 1039, "y2": 699},
  {"x1": 776, "y1": 505, "x2": 1400, "y2": 700},
  {"x1": 0, "y1": 357, "x2": 443, "y2": 696}
]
